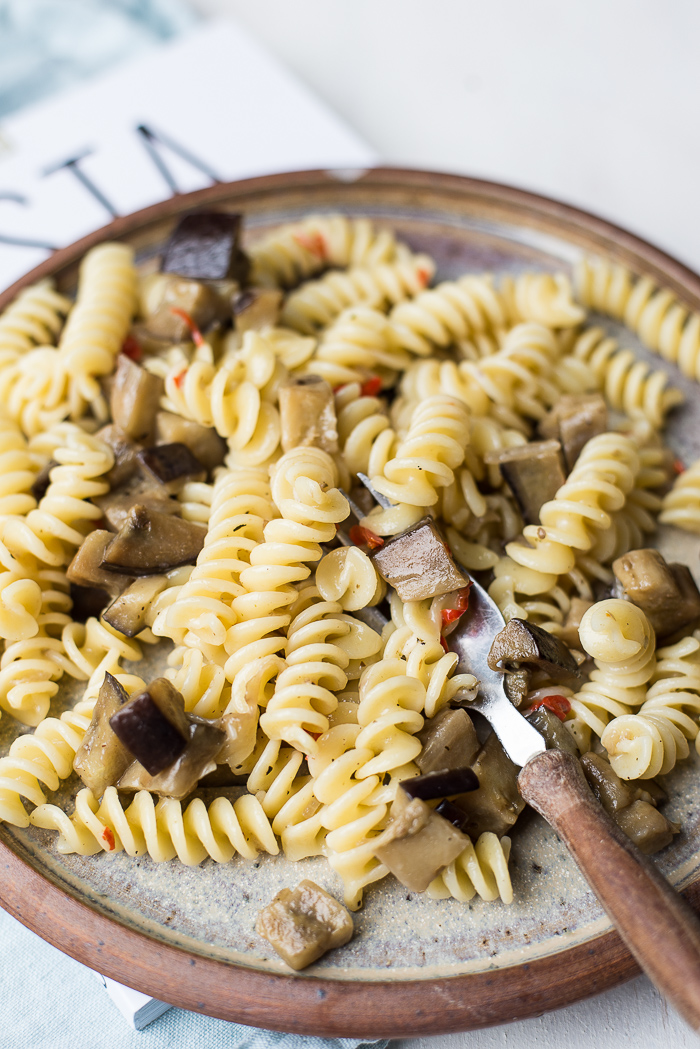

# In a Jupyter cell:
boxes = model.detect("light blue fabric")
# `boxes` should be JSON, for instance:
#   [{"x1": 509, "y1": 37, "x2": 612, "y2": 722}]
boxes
[
  {"x1": 0, "y1": 0, "x2": 198, "y2": 118},
  {"x1": 0, "y1": 906, "x2": 389, "y2": 1048}
]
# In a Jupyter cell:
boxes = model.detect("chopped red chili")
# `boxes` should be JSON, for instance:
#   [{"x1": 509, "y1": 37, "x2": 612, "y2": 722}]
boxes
[
  {"x1": 173, "y1": 368, "x2": 187, "y2": 390},
  {"x1": 293, "y1": 231, "x2": 327, "y2": 260},
  {"x1": 121, "y1": 334, "x2": 142, "y2": 362},
  {"x1": 439, "y1": 635, "x2": 450, "y2": 654},
  {"x1": 102, "y1": 827, "x2": 116, "y2": 851},
  {"x1": 349, "y1": 524, "x2": 384, "y2": 550},
  {"x1": 440, "y1": 585, "x2": 471, "y2": 629},
  {"x1": 170, "y1": 306, "x2": 204, "y2": 347},
  {"x1": 528, "y1": 694, "x2": 571, "y2": 722},
  {"x1": 673, "y1": 457, "x2": 686, "y2": 476},
  {"x1": 360, "y1": 376, "x2": 382, "y2": 398},
  {"x1": 416, "y1": 266, "x2": 431, "y2": 288}
]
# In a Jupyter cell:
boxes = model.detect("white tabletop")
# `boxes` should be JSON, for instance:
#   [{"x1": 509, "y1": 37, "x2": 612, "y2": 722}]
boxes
[{"x1": 188, "y1": 3, "x2": 699, "y2": 1045}]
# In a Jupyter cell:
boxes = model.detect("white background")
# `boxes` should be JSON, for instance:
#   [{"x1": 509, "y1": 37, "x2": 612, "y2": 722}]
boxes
[{"x1": 186, "y1": 3, "x2": 700, "y2": 1046}]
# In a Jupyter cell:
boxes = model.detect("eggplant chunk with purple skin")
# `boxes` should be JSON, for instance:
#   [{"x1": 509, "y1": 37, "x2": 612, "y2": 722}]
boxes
[
  {"x1": 109, "y1": 677, "x2": 191, "y2": 775},
  {"x1": 539, "y1": 393, "x2": 608, "y2": 472},
  {"x1": 137, "y1": 443, "x2": 206, "y2": 494},
  {"x1": 488, "y1": 618, "x2": 582, "y2": 688},
  {"x1": 102, "y1": 574, "x2": 169, "y2": 638},
  {"x1": 451, "y1": 732, "x2": 525, "y2": 839},
  {"x1": 581, "y1": 752, "x2": 678, "y2": 855},
  {"x1": 73, "y1": 673, "x2": 133, "y2": 798},
  {"x1": 161, "y1": 211, "x2": 249, "y2": 283},
  {"x1": 96, "y1": 424, "x2": 143, "y2": 489},
  {"x1": 94, "y1": 475, "x2": 179, "y2": 533},
  {"x1": 370, "y1": 517, "x2": 468, "y2": 602},
  {"x1": 142, "y1": 275, "x2": 223, "y2": 342},
  {"x1": 118, "y1": 715, "x2": 225, "y2": 801},
  {"x1": 67, "y1": 530, "x2": 134, "y2": 597},
  {"x1": 101, "y1": 505, "x2": 206, "y2": 575},
  {"x1": 415, "y1": 708, "x2": 480, "y2": 775},
  {"x1": 233, "y1": 288, "x2": 283, "y2": 332},
  {"x1": 256, "y1": 880, "x2": 354, "y2": 970},
  {"x1": 155, "y1": 412, "x2": 226, "y2": 472}
]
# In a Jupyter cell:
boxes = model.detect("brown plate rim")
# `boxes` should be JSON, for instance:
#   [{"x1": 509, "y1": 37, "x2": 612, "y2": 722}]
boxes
[{"x1": 1, "y1": 167, "x2": 700, "y2": 1037}]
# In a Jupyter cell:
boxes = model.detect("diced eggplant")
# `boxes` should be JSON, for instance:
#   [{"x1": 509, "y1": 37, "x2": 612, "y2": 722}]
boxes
[
  {"x1": 94, "y1": 475, "x2": 179, "y2": 532},
  {"x1": 256, "y1": 880, "x2": 354, "y2": 970},
  {"x1": 103, "y1": 575, "x2": 169, "y2": 638},
  {"x1": 95, "y1": 424, "x2": 143, "y2": 488},
  {"x1": 494, "y1": 440, "x2": 566, "y2": 524},
  {"x1": 109, "y1": 677, "x2": 190, "y2": 775},
  {"x1": 73, "y1": 672, "x2": 133, "y2": 797},
  {"x1": 279, "y1": 376, "x2": 338, "y2": 454},
  {"x1": 539, "y1": 394, "x2": 608, "y2": 472},
  {"x1": 101, "y1": 505, "x2": 206, "y2": 575},
  {"x1": 614, "y1": 800, "x2": 678, "y2": 855},
  {"x1": 559, "y1": 597, "x2": 594, "y2": 650},
  {"x1": 581, "y1": 752, "x2": 634, "y2": 814},
  {"x1": 370, "y1": 518, "x2": 468, "y2": 602},
  {"x1": 69, "y1": 583, "x2": 111, "y2": 622},
  {"x1": 155, "y1": 411, "x2": 226, "y2": 472},
  {"x1": 415, "y1": 708, "x2": 480, "y2": 775},
  {"x1": 612, "y1": 548, "x2": 700, "y2": 640},
  {"x1": 488, "y1": 618, "x2": 582, "y2": 687},
  {"x1": 452, "y1": 732, "x2": 525, "y2": 839},
  {"x1": 144, "y1": 275, "x2": 223, "y2": 341},
  {"x1": 110, "y1": 355, "x2": 164, "y2": 443},
  {"x1": 161, "y1": 211, "x2": 249, "y2": 283},
  {"x1": 138, "y1": 443, "x2": 206, "y2": 494},
  {"x1": 526, "y1": 707, "x2": 579, "y2": 756},
  {"x1": 117, "y1": 715, "x2": 225, "y2": 800},
  {"x1": 504, "y1": 669, "x2": 530, "y2": 708},
  {"x1": 434, "y1": 799, "x2": 472, "y2": 832},
  {"x1": 31, "y1": 459, "x2": 56, "y2": 502},
  {"x1": 233, "y1": 288, "x2": 283, "y2": 332},
  {"x1": 67, "y1": 530, "x2": 134, "y2": 597},
  {"x1": 373, "y1": 790, "x2": 469, "y2": 893},
  {"x1": 403, "y1": 767, "x2": 479, "y2": 801}
]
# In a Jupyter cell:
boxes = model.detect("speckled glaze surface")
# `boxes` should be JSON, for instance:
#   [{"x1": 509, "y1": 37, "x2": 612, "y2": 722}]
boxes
[{"x1": 1, "y1": 170, "x2": 700, "y2": 1033}]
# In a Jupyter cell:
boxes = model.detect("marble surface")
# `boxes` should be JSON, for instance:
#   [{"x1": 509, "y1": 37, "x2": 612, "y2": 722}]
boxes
[{"x1": 186, "y1": 3, "x2": 700, "y2": 1045}]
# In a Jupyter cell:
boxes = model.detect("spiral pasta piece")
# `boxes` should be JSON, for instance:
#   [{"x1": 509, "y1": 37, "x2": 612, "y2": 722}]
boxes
[
  {"x1": 1, "y1": 427, "x2": 112, "y2": 569},
  {"x1": 31, "y1": 785, "x2": 279, "y2": 863},
  {"x1": 223, "y1": 448, "x2": 349, "y2": 680},
  {"x1": 249, "y1": 214, "x2": 400, "y2": 287},
  {"x1": 0, "y1": 279, "x2": 71, "y2": 364},
  {"x1": 280, "y1": 249, "x2": 434, "y2": 334},
  {"x1": 261, "y1": 586, "x2": 382, "y2": 755},
  {"x1": 302, "y1": 306, "x2": 412, "y2": 387},
  {"x1": 499, "y1": 273, "x2": 585, "y2": 329},
  {"x1": 388, "y1": 274, "x2": 508, "y2": 356},
  {"x1": 660, "y1": 458, "x2": 700, "y2": 534},
  {"x1": 383, "y1": 625, "x2": 477, "y2": 718},
  {"x1": 335, "y1": 382, "x2": 398, "y2": 479},
  {"x1": 427, "y1": 833, "x2": 513, "y2": 903},
  {"x1": 158, "y1": 466, "x2": 275, "y2": 658},
  {"x1": 362, "y1": 394, "x2": 471, "y2": 536},
  {"x1": 575, "y1": 256, "x2": 700, "y2": 383},
  {"x1": 571, "y1": 327, "x2": 682, "y2": 428},
  {"x1": 566, "y1": 600, "x2": 656, "y2": 751}
]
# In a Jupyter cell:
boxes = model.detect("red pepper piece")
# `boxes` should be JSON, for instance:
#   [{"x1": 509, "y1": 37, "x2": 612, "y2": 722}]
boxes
[
  {"x1": 360, "y1": 376, "x2": 382, "y2": 398},
  {"x1": 293, "y1": 231, "x2": 327, "y2": 260},
  {"x1": 170, "y1": 306, "x2": 205, "y2": 347},
  {"x1": 349, "y1": 524, "x2": 384, "y2": 550},
  {"x1": 416, "y1": 266, "x2": 431, "y2": 288},
  {"x1": 121, "y1": 334, "x2": 142, "y2": 362},
  {"x1": 102, "y1": 827, "x2": 116, "y2": 851},
  {"x1": 173, "y1": 368, "x2": 187, "y2": 390},
  {"x1": 673, "y1": 457, "x2": 686, "y2": 475},
  {"x1": 440, "y1": 585, "x2": 471, "y2": 629},
  {"x1": 439, "y1": 636, "x2": 450, "y2": 654},
  {"x1": 528, "y1": 694, "x2": 571, "y2": 722}
]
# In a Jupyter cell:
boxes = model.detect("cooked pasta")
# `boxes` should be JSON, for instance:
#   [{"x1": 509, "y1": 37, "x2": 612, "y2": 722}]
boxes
[{"x1": 2, "y1": 208, "x2": 697, "y2": 935}]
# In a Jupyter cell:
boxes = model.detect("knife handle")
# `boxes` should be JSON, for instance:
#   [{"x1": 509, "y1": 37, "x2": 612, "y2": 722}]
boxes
[{"x1": 518, "y1": 748, "x2": 700, "y2": 1031}]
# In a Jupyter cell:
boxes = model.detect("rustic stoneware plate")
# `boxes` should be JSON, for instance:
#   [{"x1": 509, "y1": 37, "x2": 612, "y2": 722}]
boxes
[{"x1": 1, "y1": 169, "x2": 700, "y2": 1039}]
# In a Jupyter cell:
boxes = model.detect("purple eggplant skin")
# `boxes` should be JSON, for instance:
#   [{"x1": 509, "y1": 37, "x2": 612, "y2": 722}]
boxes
[
  {"x1": 403, "y1": 767, "x2": 479, "y2": 802},
  {"x1": 137, "y1": 443, "x2": 205, "y2": 490},
  {"x1": 435, "y1": 799, "x2": 472, "y2": 832},
  {"x1": 161, "y1": 212, "x2": 249, "y2": 283},
  {"x1": 109, "y1": 677, "x2": 190, "y2": 775}
]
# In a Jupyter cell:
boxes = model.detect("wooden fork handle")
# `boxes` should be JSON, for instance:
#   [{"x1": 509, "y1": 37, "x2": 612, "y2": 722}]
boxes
[{"x1": 518, "y1": 749, "x2": 700, "y2": 1031}]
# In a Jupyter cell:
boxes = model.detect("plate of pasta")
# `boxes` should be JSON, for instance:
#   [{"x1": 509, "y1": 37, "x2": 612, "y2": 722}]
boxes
[{"x1": 1, "y1": 168, "x2": 700, "y2": 1037}]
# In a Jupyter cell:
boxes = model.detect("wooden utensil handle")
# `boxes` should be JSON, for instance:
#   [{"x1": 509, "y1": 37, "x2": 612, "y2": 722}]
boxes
[{"x1": 518, "y1": 749, "x2": 700, "y2": 1031}]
